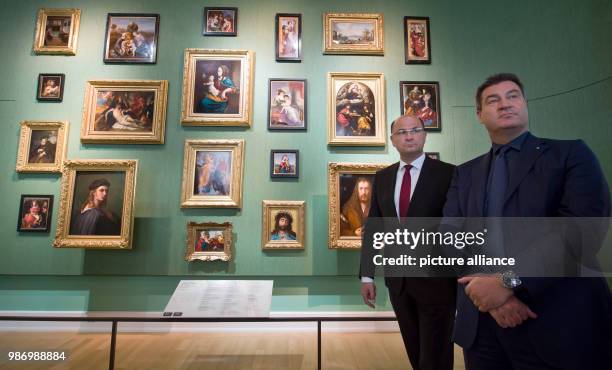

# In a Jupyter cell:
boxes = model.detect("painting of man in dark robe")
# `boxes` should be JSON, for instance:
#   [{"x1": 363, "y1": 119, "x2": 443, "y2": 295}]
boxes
[{"x1": 69, "y1": 172, "x2": 125, "y2": 236}]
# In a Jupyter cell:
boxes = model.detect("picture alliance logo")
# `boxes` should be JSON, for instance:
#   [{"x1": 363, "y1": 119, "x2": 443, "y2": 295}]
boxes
[{"x1": 371, "y1": 228, "x2": 488, "y2": 250}]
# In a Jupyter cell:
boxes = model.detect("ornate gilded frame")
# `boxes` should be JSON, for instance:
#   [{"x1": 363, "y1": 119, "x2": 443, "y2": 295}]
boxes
[
  {"x1": 180, "y1": 139, "x2": 245, "y2": 208},
  {"x1": 262, "y1": 200, "x2": 305, "y2": 250},
  {"x1": 80, "y1": 80, "x2": 168, "y2": 144},
  {"x1": 181, "y1": 49, "x2": 254, "y2": 126},
  {"x1": 327, "y1": 72, "x2": 386, "y2": 146},
  {"x1": 53, "y1": 159, "x2": 138, "y2": 249},
  {"x1": 328, "y1": 162, "x2": 388, "y2": 249},
  {"x1": 323, "y1": 13, "x2": 384, "y2": 55},
  {"x1": 16, "y1": 120, "x2": 69, "y2": 173},
  {"x1": 33, "y1": 8, "x2": 81, "y2": 55},
  {"x1": 185, "y1": 221, "x2": 233, "y2": 262}
]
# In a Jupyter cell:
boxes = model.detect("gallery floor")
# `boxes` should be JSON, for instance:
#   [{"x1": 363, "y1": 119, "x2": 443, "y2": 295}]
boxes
[{"x1": 0, "y1": 331, "x2": 466, "y2": 370}]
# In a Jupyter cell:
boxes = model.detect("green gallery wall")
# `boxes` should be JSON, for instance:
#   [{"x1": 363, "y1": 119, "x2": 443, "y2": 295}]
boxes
[{"x1": 0, "y1": 0, "x2": 610, "y2": 312}]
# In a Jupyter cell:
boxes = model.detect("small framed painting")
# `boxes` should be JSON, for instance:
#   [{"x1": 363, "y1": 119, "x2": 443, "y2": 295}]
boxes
[
  {"x1": 203, "y1": 7, "x2": 238, "y2": 36},
  {"x1": 270, "y1": 150, "x2": 299, "y2": 178},
  {"x1": 36, "y1": 74, "x2": 65, "y2": 102},
  {"x1": 33, "y1": 8, "x2": 81, "y2": 55},
  {"x1": 17, "y1": 195, "x2": 54, "y2": 232},
  {"x1": 268, "y1": 79, "x2": 306, "y2": 130},
  {"x1": 275, "y1": 13, "x2": 301, "y2": 62},
  {"x1": 262, "y1": 200, "x2": 305, "y2": 249},
  {"x1": 400, "y1": 81, "x2": 441, "y2": 131},
  {"x1": 103, "y1": 13, "x2": 160, "y2": 64},
  {"x1": 16, "y1": 120, "x2": 69, "y2": 173},
  {"x1": 323, "y1": 13, "x2": 384, "y2": 55},
  {"x1": 185, "y1": 221, "x2": 233, "y2": 262},
  {"x1": 404, "y1": 16, "x2": 431, "y2": 64}
]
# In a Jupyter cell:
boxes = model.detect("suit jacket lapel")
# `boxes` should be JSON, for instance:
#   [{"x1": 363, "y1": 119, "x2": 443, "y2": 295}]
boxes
[
  {"x1": 471, "y1": 154, "x2": 490, "y2": 217},
  {"x1": 382, "y1": 162, "x2": 399, "y2": 218},
  {"x1": 504, "y1": 134, "x2": 547, "y2": 203}
]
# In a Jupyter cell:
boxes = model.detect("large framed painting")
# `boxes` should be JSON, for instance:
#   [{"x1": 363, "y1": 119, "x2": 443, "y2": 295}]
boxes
[
  {"x1": 404, "y1": 16, "x2": 431, "y2": 64},
  {"x1": 203, "y1": 7, "x2": 238, "y2": 36},
  {"x1": 185, "y1": 221, "x2": 233, "y2": 262},
  {"x1": 270, "y1": 150, "x2": 299, "y2": 178},
  {"x1": 262, "y1": 200, "x2": 305, "y2": 250},
  {"x1": 328, "y1": 72, "x2": 386, "y2": 146},
  {"x1": 80, "y1": 80, "x2": 168, "y2": 144},
  {"x1": 275, "y1": 13, "x2": 301, "y2": 62},
  {"x1": 328, "y1": 162, "x2": 388, "y2": 249},
  {"x1": 268, "y1": 79, "x2": 306, "y2": 130},
  {"x1": 36, "y1": 73, "x2": 65, "y2": 102},
  {"x1": 16, "y1": 120, "x2": 69, "y2": 173},
  {"x1": 323, "y1": 13, "x2": 384, "y2": 55},
  {"x1": 53, "y1": 160, "x2": 138, "y2": 249},
  {"x1": 399, "y1": 81, "x2": 441, "y2": 131},
  {"x1": 17, "y1": 195, "x2": 54, "y2": 233},
  {"x1": 103, "y1": 13, "x2": 160, "y2": 64},
  {"x1": 33, "y1": 8, "x2": 81, "y2": 55},
  {"x1": 180, "y1": 139, "x2": 245, "y2": 208},
  {"x1": 181, "y1": 49, "x2": 254, "y2": 126}
]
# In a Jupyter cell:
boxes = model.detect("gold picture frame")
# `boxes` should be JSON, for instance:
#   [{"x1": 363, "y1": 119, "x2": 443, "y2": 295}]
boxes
[
  {"x1": 80, "y1": 80, "x2": 168, "y2": 144},
  {"x1": 262, "y1": 200, "x2": 305, "y2": 250},
  {"x1": 328, "y1": 72, "x2": 386, "y2": 146},
  {"x1": 180, "y1": 139, "x2": 245, "y2": 208},
  {"x1": 328, "y1": 162, "x2": 388, "y2": 249},
  {"x1": 53, "y1": 159, "x2": 138, "y2": 249},
  {"x1": 323, "y1": 13, "x2": 384, "y2": 55},
  {"x1": 33, "y1": 8, "x2": 81, "y2": 55},
  {"x1": 16, "y1": 120, "x2": 69, "y2": 173},
  {"x1": 181, "y1": 49, "x2": 254, "y2": 127},
  {"x1": 186, "y1": 221, "x2": 233, "y2": 262}
]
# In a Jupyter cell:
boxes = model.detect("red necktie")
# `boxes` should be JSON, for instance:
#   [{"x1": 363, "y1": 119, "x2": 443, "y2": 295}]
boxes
[{"x1": 399, "y1": 164, "x2": 412, "y2": 217}]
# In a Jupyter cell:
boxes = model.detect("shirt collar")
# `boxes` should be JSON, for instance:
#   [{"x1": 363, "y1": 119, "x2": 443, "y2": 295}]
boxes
[
  {"x1": 399, "y1": 152, "x2": 426, "y2": 171},
  {"x1": 492, "y1": 131, "x2": 530, "y2": 154}
]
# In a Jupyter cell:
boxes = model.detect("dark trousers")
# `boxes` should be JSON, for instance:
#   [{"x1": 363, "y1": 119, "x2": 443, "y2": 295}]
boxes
[
  {"x1": 463, "y1": 313, "x2": 560, "y2": 370},
  {"x1": 388, "y1": 279, "x2": 455, "y2": 370}
]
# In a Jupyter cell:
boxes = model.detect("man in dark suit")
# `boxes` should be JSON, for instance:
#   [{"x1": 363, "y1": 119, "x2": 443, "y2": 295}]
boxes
[
  {"x1": 360, "y1": 114, "x2": 457, "y2": 370},
  {"x1": 443, "y1": 73, "x2": 611, "y2": 369}
]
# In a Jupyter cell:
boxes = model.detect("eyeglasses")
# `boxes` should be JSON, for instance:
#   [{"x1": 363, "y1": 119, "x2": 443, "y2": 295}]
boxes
[{"x1": 391, "y1": 127, "x2": 425, "y2": 136}]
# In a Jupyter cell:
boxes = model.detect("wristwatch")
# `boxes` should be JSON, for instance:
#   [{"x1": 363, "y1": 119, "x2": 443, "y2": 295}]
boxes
[{"x1": 501, "y1": 270, "x2": 522, "y2": 289}]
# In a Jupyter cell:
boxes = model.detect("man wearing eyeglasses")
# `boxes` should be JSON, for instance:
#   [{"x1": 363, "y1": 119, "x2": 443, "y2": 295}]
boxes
[{"x1": 359, "y1": 114, "x2": 457, "y2": 370}]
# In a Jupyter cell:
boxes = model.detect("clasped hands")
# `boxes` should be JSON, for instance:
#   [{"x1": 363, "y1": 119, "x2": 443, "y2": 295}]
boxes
[{"x1": 458, "y1": 274, "x2": 537, "y2": 328}]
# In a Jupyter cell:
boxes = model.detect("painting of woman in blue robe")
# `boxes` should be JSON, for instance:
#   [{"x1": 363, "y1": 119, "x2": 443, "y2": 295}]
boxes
[{"x1": 194, "y1": 61, "x2": 241, "y2": 115}]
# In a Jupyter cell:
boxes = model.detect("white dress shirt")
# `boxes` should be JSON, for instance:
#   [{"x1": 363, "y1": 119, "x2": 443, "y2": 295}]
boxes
[{"x1": 362, "y1": 153, "x2": 426, "y2": 283}]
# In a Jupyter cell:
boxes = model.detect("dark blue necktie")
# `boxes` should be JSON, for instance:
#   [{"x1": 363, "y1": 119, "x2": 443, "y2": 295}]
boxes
[
  {"x1": 486, "y1": 146, "x2": 510, "y2": 217},
  {"x1": 485, "y1": 146, "x2": 510, "y2": 261}
]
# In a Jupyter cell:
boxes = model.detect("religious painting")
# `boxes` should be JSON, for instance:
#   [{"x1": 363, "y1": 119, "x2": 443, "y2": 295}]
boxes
[
  {"x1": 268, "y1": 79, "x2": 306, "y2": 130},
  {"x1": 404, "y1": 16, "x2": 431, "y2": 64},
  {"x1": 103, "y1": 14, "x2": 160, "y2": 64},
  {"x1": 33, "y1": 8, "x2": 81, "y2": 55},
  {"x1": 425, "y1": 152, "x2": 440, "y2": 160},
  {"x1": 17, "y1": 195, "x2": 53, "y2": 232},
  {"x1": 185, "y1": 221, "x2": 233, "y2": 262},
  {"x1": 275, "y1": 14, "x2": 301, "y2": 62},
  {"x1": 270, "y1": 150, "x2": 299, "y2": 178},
  {"x1": 181, "y1": 49, "x2": 254, "y2": 126},
  {"x1": 323, "y1": 13, "x2": 384, "y2": 55},
  {"x1": 327, "y1": 72, "x2": 386, "y2": 146},
  {"x1": 36, "y1": 74, "x2": 65, "y2": 102},
  {"x1": 328, "y1": 162, "x2": 387, "y2": 249},
  {"x1": 262, "y1": 200, "x2": 305, "y2": 249},
  {"x1": 80, "y1": 80, "x2": 168, "y2": 144},
  {"x1": 16, "y1": 120, "x2": 69, "y2": 173},
  {"x1": 53, "y1": 159, "x2": 137, "y2": 249},
  {"x1": 203, "y1": 7, "x2": 238, "y2": 36},
  {"x1": 400, "y1": 81, "x2": 441, "y2": 131},
  {"x1": 181, "y1": 140, "x2": 244, "y2": 208}
]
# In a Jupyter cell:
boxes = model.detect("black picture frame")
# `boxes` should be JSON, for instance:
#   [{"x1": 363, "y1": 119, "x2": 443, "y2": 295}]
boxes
[
  {"x1": 268, "y1": 79, "x2": 307, "y2": 131},
  {"x1": 275, "y1": 13, "x2": 302, "y2": 62},
  {"x1": 203, "y1": 7, "x2": 238, "y2": 36},
  {"x1": 404, "y1": 16, "x2": 431, "y2": 64},
  {"x1": 36, "y1": 74, "x2": 65, "y2": 102},
  {"x1": 270, "y1": 150, "x2": 299, "y2": 178},
  {"x1": 399, "y1": 81, "x2": 441, "y2": 132},
  {"x1": 103, "y1": 13, "x2": 160, "y2": 64},
  {"x1": 17, "y1": 194, "x2": 54, "y2": 232}
]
